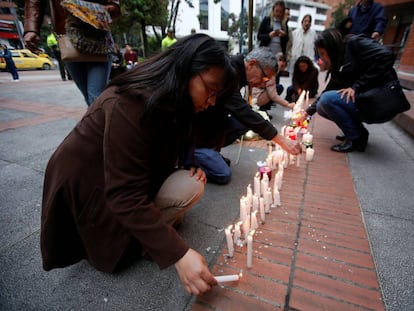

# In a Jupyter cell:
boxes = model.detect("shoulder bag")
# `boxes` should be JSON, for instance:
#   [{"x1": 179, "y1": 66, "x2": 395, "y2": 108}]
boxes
[{"x1": 356, "y1": 80, "x2": 411, "y2": 124}]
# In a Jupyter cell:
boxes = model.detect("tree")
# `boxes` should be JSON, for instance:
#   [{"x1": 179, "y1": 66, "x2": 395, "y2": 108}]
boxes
[{"x1": 330, "y1": 0, "x2": 354, "y2": 28}]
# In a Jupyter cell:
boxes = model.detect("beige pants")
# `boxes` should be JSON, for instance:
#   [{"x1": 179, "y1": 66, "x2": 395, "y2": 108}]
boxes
[{"x1": 154, "y1": 169, "x2": 204, "y2": 226}]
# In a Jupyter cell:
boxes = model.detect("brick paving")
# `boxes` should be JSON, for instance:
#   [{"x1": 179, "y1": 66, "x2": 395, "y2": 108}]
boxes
[
  {"x1": 0, "y1": 74, "x2": 387, "y2": 310},
  {"x1": 192, "y1": 116, "x2": 385, "y2": 311}
]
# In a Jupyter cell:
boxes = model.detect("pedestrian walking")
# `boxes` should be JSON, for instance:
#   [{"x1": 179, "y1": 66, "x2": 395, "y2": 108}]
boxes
[{"x1": 0, "y1": 44, "x2": 19, "y2": 81}]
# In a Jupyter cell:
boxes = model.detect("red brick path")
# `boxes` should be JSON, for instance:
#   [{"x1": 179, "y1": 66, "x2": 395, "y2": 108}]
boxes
[{"x1": 192, "y1": 116, "x2": 385, "y2": 311}]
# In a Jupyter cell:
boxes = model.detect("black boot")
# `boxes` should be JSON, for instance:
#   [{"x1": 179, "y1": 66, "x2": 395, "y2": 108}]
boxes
[{"x1": 331, "y1": 129, "x2": 369, "y2": 153}]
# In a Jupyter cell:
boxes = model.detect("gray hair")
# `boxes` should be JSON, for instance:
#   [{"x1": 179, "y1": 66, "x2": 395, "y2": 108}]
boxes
[{"x1": 245, "y1": 47, "x2": 278, "y2": 71}]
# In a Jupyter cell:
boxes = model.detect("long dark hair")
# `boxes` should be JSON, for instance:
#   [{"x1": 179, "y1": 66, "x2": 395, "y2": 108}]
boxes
[
  {"x1": 314, "y1": 28, "x2": 344, "y2": 75},
  {"x1": 108, "y1": 34, "x2": 237, "y2": 115}
]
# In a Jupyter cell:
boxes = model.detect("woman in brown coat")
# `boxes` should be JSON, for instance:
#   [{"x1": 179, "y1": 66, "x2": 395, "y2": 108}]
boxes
[{"x1": 40, "y1": 34, "x2": 237, "y2": 295}]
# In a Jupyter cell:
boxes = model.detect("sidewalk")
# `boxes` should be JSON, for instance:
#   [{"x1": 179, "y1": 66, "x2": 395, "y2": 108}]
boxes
[
  {"x1": 192, "y1": 115, "x2": 384, "y2": 311},
  {"x1": 0, "y1": 71, "x2": 413, "y2": 311}
]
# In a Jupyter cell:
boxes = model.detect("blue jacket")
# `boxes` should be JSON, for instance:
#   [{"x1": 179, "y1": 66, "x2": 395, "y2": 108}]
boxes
[{"x1": 348, "y1": 1, "x2": 387, "y2": 36}]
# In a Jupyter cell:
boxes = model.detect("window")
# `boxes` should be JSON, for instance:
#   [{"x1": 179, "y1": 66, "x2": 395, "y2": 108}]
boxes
[{"x1": 199, "y1": 0, "x2": 208, "y2": 30}]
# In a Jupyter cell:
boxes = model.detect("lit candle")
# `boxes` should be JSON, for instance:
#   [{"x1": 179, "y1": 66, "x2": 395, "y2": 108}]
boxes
[
  {"x1": 247, "y1": 231, "x2": 254, "y2": 268},
  {"x1": 225, "y1": 225, "x2": 234, "y2": 257},
  {"x1": 214, "y1": 274, "x2": 240, "y2": 283}
]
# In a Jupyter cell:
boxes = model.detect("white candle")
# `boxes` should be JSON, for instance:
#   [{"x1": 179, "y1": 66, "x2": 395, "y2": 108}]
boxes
[
  {"x1": 260, "y1": 175, "x2": 268, "y2": 197},
  {"x1": 259, "y1": 197, "x2": 265, "y2": 224},
  {"x1": 251, "y1": 210, "x2": 258, "y2": 230},
  {"x1": 306, "y1": 147, "x2": 315, "y2": 161},
  {"x1": 225, "y1": 225, "x2": 234, "y2": 257},
  {"x1": 234, "y1": 221, "x2": 242, "y2": 244},
  {"x1": 247, "y1": 232, "x2": 254, "y2": 268},
  {"x1": 254, "y1": 172, "x2": 260, "y2": 196},
  {"x1": 215, "y1": 274, "x2": 240, "y2": 283},
  {"x1": 273, "y1": 187, "x2": 281, "y2": 207},
  {"x1": 252, "y1": 194, "x2": 259, "y2": 212},
  {"x1": 265, "y1": 188, "x2": 272, "y2": 213},
  {"x1": 240, "y1": 196, "x2": 247, "y2": 222},
  {"x1": 302, "y1": 132, "x2": 313, "y2": 144},
  {"x1": 243, "y1": 219, "x2": 250, "y2": 241}
]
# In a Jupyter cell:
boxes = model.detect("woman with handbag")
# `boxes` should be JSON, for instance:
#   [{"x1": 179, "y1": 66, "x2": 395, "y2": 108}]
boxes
[
  {"x1": 301, "y1": 29, "x2": 410, "y2": 152},
  {"x1": 38, "y1": 34, "x2": 238, "y2": 296},
  {"x1": 23, "y1": 0, "x2": 121, "y2": 106}
]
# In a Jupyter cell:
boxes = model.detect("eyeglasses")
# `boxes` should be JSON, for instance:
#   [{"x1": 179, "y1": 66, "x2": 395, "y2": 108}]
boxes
[
  {"x1": 198, "y1": 73, "x2": 222, "y2": 101},
  {"x1": 256, "y1": 62, "x2": 271, "y2": 83}
]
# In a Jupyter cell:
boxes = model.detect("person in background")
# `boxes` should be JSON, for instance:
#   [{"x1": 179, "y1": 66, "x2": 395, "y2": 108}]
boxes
[
  {"x1": 0, "y1": 44, "x2": 19, "y2": 81},
  {"x1": 276, "y1": 52, "x2": 288, "y2": 95},
  {"x1": 286, "y1": 14, "x2": 318, "y2": 74},
  {"x1": 257, "y1": 1, "x2": 289, "y2": 56},
  {"x1": 252, "y1": 52, "x2": 294, "y2": 118},
  {"x1": 300, "y1": 29, "x2": 398, "y2": 152},
  {"x1": 193, "y1": 47, "x2": 301, "y2": 185},
  {"x1": 161, "y1": 28, "x2": 177, "y2": 51},
  {"x1": 39, "y1": 34, "x2": 238, "y2": 296},
  {"x1": 24, "y1": 0, "x2": 121, "y2": 106},
  {"x1": 124, "y1": 44, "x2": 138, "y2": 69},
  {"x1": 109, "y1": 43, "x2": 125, "y2": 79},
  {"x1": 337, "y1": 16, "x2": 353, "y2": 37},
  {"x1": 285, "y1": 55, "x2": 319, "y2": 102},
  {"x1": 46, "y1": 31, "x2": 71, "y2": 81},
  {"x1": 347, "y1": 0, "x2": 387, "y2": 40}
]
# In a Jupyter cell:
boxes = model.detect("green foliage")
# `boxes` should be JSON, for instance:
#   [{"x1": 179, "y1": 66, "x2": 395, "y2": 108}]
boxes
[{"x1": 330, "y1": 0, "x2": 354, "y2": 28}]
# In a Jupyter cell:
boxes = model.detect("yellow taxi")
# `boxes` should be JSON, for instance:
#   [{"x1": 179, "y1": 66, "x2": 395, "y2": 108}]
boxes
[{"x1": 0, "y1": 49, "x2": 54, "y2": 71}]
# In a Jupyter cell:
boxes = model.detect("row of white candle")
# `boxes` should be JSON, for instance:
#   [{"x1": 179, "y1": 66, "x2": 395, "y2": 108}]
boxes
[{"x1": 221, "y1": 96, "x2": 316, "y2": 278}]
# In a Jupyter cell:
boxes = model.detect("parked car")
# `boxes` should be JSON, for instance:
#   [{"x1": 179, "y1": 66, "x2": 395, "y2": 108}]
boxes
[{"x1": 0, "y1": 49, "x2": 54, "y2": 71}]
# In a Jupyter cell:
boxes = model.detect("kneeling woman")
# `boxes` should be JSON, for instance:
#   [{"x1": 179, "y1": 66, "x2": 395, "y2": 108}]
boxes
[
  {"x1": 302, "y1": 29, "x2": 399, "y2": 152},
  {"x1": 40, "y1": 34, "x2": 237, "y2": 295}
]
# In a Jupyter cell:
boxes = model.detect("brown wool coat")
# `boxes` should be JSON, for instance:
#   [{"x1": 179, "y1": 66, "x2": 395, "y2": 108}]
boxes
[{"x1": 41, "y1": 86, "x2": 189, "y2": 272}]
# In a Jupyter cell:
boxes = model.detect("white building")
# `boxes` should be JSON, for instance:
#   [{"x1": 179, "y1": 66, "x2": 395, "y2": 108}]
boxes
[{"x1": 174, "y1": 0, "x2": 330, "y2": 52}]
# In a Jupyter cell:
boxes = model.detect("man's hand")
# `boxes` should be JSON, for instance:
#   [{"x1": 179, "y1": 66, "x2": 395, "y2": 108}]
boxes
[
  {"x1": 272, "y1": 134, "x2": 302, "y2": 155},
  {"x1": 175, "y1": 248, "x2": 217, "y2": 295}
]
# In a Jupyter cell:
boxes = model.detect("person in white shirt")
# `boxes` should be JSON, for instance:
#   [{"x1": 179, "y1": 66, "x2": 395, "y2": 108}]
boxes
[{"x1": 287, "y1": 14, "x2": 317, "y2": 73}]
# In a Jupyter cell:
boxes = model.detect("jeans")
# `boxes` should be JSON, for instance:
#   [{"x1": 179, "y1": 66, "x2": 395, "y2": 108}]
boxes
[
  {"x1": 194, "y1": 115, "x2": 248, "y2": 185},
  {"x1": 195, "y1": 148, "x2": 232, "y2": 185},
  {"x1": 65, "y1": 57, "x2": 112, "y2": 106},
  {"x1": 316, "y1": 90, "x2": 364, "y2": 140}
]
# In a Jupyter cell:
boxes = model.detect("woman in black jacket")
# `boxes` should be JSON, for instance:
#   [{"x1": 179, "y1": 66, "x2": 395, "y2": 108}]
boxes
[
  {"x1": 257, "y1": 1, "x2": 289, "y2": 56},
  {"x1": 303, "y1": 29, "x2": 399, "y2": 152}
]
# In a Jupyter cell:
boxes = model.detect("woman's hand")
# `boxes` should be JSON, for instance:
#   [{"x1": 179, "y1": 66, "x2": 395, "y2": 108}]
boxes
[
  {"x1": 189, "y1": 167, "x2": 207, "y2": 184},
  {"x1": 272, "y1": 134, "x2": 302, "y2": 155},
  {"x1": 338, "y1": 87, "x2": 355, "y2": 104},
  {"x1": 175, "y1": 248, "x2": 217, "y2": 295}
]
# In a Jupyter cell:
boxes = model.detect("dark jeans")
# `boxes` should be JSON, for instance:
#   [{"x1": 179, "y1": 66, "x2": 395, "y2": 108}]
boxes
[{"x1": 195, "y1": 115, "x2": 248, "y2": 184}]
